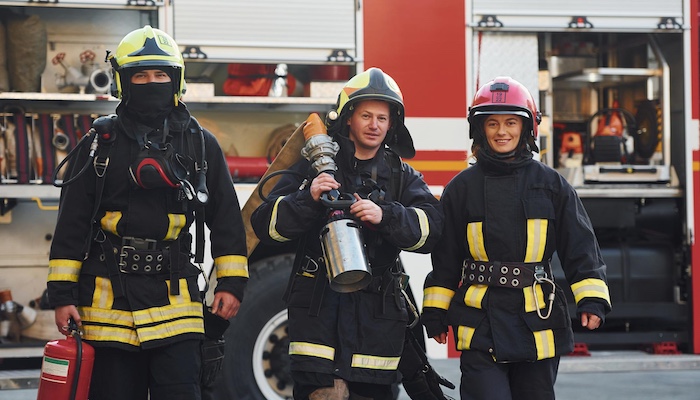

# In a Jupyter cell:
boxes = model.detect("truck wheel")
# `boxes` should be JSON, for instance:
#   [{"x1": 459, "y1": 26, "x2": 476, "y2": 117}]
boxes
[{"x1": 211, "y1": 254, "x2": 294, "y2": 400}]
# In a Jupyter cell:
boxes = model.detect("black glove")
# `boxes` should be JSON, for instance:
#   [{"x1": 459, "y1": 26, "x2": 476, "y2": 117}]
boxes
[
  {"x1": 421, "y1": 307, "x2": 448, "y2": 339},
  {"x1": 200, "y1": 305, "x2": 230, "y2": 388},
  {"x1": 402, "y1": 364, "x2": 456, "y2": 400},
  {"x1": 399, "y1": 328, "x2": 455, "y2": 400}
]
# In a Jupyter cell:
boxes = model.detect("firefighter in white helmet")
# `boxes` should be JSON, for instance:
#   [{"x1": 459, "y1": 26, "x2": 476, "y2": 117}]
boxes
[
  {"x1": 422, "y1": 77, "x2": 612, "y2": 399},
  {"x1": 251, "y1": 67, "x2": 448, "y2": 399},
  {"x1": 47, "y1": 25, "x2": 248, "y2": 400}
]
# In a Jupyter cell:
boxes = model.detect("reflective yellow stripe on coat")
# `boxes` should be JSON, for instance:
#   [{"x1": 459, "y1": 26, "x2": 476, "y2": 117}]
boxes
[
  {"x1": 571, "y1": 278, "x2": 611, "y2": 306},
  {"x1": 289, "y1": 341, "x2": 335, "y2": 361},
  {"x1": 215, "y1": 255, "x2": 249, "y2": 278},
  {"x1": 402, "y1": 208, "x2": 429, "y2": 251},
  {"x1": 48, "y1": 259, "x2": 82, "y2": 282},
  {"x1": 423, "y1": 287, "x2": 455, "y2": 310},
  {"x1": 351, "y1": 354, "x2": 401, "y2": 371}
]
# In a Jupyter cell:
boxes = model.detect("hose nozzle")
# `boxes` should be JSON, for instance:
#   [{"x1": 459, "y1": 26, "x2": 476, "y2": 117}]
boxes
[{"x1": 300, "y1": 113, "x2": 339, "y2": 176}]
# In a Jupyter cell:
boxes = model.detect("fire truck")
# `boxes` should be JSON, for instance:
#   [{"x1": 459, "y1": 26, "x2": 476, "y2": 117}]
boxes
[{"x1": 0, "y1": 0, "x2": 698, "y2": 399}]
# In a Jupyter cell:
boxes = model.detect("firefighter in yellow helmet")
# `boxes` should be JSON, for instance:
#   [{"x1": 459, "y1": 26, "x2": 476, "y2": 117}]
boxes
[
  {"x1": 251, "y1": 67, "x2": 447, "y2": 399},
  {"x1": 47, "y1": 25, "x2": 248, "y2": 400},
  {"x1": 422, "y1": 77, "x2": 612, "y2": 399}
]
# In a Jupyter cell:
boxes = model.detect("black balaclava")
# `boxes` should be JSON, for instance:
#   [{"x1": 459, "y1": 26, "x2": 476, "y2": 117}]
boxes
[
  {"x1": 122, "y1": 68, "x2": 176, "y2": 127},
  {"x1": 125, "y1": 82, "x2": 174, "y2": 126}
]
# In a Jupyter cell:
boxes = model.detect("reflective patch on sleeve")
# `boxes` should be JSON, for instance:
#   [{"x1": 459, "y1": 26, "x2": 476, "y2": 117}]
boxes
[
  {"x1": 215, "y1": 255, "x2": 249, "y2": 278},
  {"x1": 464, "y1": 284, "x2": 488, "y2": 309},
  {"x1": 456, "y1": 325, "x2": 476, "y2": 350},
  {"x1": 289, "y1": 341, "x2": 335, "y2": 361},
  {"x1": 351, "y1": 354, "x2": 401, "y2": 370},
  {"x1": 423, "y1": 286, "x2": 455, "y2": 310},
  {"x1": 269, "y1": 196, "x2": 292, "y2": 242},
  {"x1": 402, "y1": 208, "x2": 429, "y2": 251},
  {"x1": 533, "y1": 329, "x2": 555, "y2": 360},
  {"x1": 571, "y1": 278, "x2": 611, "y2": 306},
  {"x1": 48, "y1": 259, "x2": 82, "y2": 282},
  {"x1": 467, "y1": 222, "x2": 488, "y2": 261}
]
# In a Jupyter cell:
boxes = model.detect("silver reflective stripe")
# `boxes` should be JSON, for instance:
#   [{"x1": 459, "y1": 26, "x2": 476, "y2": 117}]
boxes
[
  {"x1": 403, "y1": 208, "x2": 429, "y2": 251},
  {"x1": 289, "y1": 341, "x2": 335, "y2": 361},
  {"x1": 351, "y1": 354, "x2": 400, "y2": 370},
  {"x1": 269, "y1": 196, "x2": 292, "y2": 242}
]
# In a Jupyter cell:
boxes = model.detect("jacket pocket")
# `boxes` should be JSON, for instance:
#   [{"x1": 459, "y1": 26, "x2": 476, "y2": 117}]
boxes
[
  {"x1": 286, "y1": 273, "x2": 317, "y2": 308},
  {"x1": 373, "y1": 290, "x2": 409, "y2": 323},
  {"x1": 522, "y1": 195, "x2": 556, "y2": 221},
  {"x1": 521, "y1": 285, "x2": 570, "y2": 332}
]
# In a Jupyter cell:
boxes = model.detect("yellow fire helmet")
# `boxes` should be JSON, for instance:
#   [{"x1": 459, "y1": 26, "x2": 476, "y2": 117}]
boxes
[
  {"x1": 326, "y1": 67, "x2": 415, "y2": 158},
  {"x1": 107, "y1": 25, "x2": 185, "y2": 105}
]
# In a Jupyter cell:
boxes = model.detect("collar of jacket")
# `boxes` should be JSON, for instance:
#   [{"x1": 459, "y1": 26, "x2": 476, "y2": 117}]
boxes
[{"x1": 478, "y1": 146, "x2": 534, "y2": 175}]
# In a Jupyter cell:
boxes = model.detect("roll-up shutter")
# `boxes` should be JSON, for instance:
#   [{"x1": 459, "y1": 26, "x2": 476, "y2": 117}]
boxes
[
  {"x1": 173, "y1": 0, "x2": 357, "y2": 63},
  {"x1": 471, "y1": 0, "x2": 684, "y2": 32}
]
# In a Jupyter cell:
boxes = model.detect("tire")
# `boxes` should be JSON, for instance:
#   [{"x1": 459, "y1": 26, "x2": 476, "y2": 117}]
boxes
[{"x1": 209, "y1": 254, "x2": 294, "y2": 400}]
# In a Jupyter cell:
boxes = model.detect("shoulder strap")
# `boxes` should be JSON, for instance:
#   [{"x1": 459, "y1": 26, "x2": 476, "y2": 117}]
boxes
[
  {"x1": 384, "y1": 148, "x2": 405, "y2": 201},
  {"x1": 82, "y1": 115, "x2": 118, "y2": 258},
  {"x1": 188, "y1": 117, "x2": 208, "y2": 264}
]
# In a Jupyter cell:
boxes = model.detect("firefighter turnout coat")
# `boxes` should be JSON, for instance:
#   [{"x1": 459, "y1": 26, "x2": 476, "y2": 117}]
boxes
[
  {"x1": 251, "y1": 136, "x2": 442, "y2": 385},
  {"x1": 422, "y1": 158, "x2": 612, "y2": 362},
  {"x1": 47, "y1": 105, "x2": 248, "y2": 350}
]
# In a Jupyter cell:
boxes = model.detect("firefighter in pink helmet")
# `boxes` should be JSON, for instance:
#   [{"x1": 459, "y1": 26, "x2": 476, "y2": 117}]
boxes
[{"x1": 422, "y1": 77, "x2": 612, "y2": 399}]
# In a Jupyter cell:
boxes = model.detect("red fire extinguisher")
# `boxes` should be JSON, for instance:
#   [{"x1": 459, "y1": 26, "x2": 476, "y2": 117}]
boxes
[{"x1": 37, "y1": 319, "x2": 94, "y2": 400}]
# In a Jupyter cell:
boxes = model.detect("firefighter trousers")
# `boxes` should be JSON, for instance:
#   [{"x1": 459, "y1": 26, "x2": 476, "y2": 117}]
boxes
[
  {"x1": 459, "y1": 350, "x2": 559, "y2": 400},
  {"x1": 88, "y1": 339, "x2": 202, "y2": 400}
]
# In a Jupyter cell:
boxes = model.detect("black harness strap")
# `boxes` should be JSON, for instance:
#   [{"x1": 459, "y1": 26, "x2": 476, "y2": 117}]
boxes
[
  {"x1": 166, "y1": 235, "x2": 181, "y2": 295},
  {"x1": 187, "y1": 118, "x2": 207, "y2": 264},
  {"x1": 95, "y1": 231, "x2": 125, "y2": 299},
  {"x1": 385, "y1": 148, "x2": 405, "y2": 201},
  {"x1": 282, "y1": 235, "x2": 308, "y2": 304},
  {"x1": 86, "y1": 118, "x2": 122, "y2": 297}
]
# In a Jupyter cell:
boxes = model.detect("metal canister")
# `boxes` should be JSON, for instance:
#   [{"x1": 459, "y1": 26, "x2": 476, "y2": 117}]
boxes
[{"x1": 320, "y1": 217, "x2": 372, "y2": 293}]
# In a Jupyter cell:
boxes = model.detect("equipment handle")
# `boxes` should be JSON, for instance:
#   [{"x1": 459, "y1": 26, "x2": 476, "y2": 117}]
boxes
[{"x1": 320, "y1": 190, "x2": 356, "y2": 209}]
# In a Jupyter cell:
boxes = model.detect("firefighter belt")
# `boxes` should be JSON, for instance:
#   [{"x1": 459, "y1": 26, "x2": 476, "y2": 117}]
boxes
[{"x1": 461, "y1": 260, "x2": 551, "y2": 289}]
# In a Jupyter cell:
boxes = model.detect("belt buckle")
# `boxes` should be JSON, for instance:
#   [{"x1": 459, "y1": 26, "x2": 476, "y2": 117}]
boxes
[
  {"x1": 122, "y1": 236, "x2": 158, "y2": 250},
  {"x1": 118, "y1": 245, "x2": 135, "y2": 273}
]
